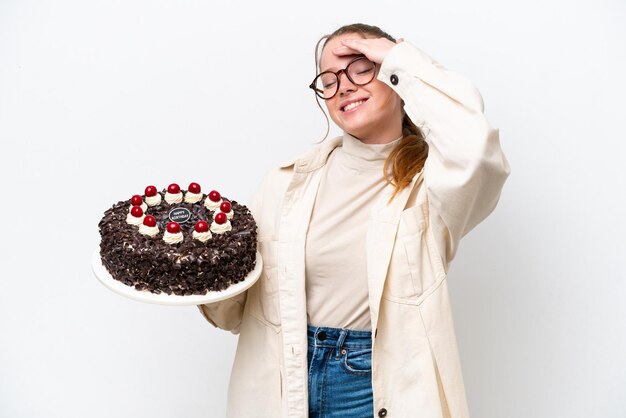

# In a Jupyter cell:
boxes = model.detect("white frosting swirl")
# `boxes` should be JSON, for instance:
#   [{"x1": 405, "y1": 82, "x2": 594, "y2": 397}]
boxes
[
  {"x1": 223, "y1": 209, "x2": 234, "y2": 220},
  {"x1": 126, "y1": 212, "x2": 145, "y2": 226},
  {"x1": 204, "y1": 197, "x2": 223, "y2": 211},
  {"x1": 163, "y1": 231, "x2": 183, "y2": 244},
  {"x1": 184, "y1": 192, "x2": 203, "y2": 203},
  {"x1": 165, "y1": 192, "x2": 183, "y2": 204},
  {"x1": 210, "y1": 220, "x2": 232, "y2": 234},
  {"x1": 128, "y1": 202, "x2": 148, "y2": 212},
  {"x1": 146, "y1": 193, "x2": 162, "y2": 206},
  {"x1": 138, "y1": 224, "x2": 159, "y2": 237},
  {"x1": 192, "y1": 230, "x2": 212, "y2": 242}
]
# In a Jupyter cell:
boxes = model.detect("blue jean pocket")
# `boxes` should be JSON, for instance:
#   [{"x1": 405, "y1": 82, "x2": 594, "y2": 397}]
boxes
[{"x1": 341, "y1": 348, "x2": 372, "y2": 374}]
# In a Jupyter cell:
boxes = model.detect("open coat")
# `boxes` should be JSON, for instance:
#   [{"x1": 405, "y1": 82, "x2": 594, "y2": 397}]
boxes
[{"x1": 198, "y1": 41, "x2": 511, "y2": 418}]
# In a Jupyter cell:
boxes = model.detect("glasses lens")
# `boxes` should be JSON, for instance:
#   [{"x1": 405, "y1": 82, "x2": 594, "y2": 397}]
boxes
[
  {"x1": 314, "y1": 73, "x2": 338, "y2": 99},
  {"x1": 347, "y1": 58, "x2": 376, "y2": 85}
]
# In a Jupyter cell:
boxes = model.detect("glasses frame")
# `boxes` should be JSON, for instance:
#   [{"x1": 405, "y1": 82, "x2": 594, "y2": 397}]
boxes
[{"x1": 309, "y1": 56, "x2": 378, "y2": 100}]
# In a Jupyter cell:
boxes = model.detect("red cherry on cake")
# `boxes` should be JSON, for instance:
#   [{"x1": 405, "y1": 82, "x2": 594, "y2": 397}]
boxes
[
  {"x1": 195, "y1": 220, "x2": 209, "y2": 233},
  {"x1": 143, "y1": 215, "x2": 157, "y2": 227},
  {"x1": 208, "y1": 190, "x2": 221, "y2": 202},
  {"x1": 130, "y1": 206, "x2": 144, "y2": 217},
  {"x1": 188, "y1": 182, "x2": 201, "y2": 194},
  {"x1": 220, "y1": 201, "x2": 232, "y2": 213},
  {"x1": 214, "y1": 212, "x2": 227, "y2": 225},
  {"x1": 168, "y1": 183, "x2": 180, "y2": 194},
  {"x1": 131, "y1": 194, "x2": 143, "y2": 206},
  {"x1": 167, "y1": 222, "x2": 180, "y2": 234},
  {"x1": 145, "y1": 185, "x2": 157, "y2": 197}
]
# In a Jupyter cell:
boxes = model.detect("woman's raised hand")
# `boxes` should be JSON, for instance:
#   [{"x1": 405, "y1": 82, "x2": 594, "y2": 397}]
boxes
[{"x1": 332, "y1": 37, "x2": 405, "y2": 65}]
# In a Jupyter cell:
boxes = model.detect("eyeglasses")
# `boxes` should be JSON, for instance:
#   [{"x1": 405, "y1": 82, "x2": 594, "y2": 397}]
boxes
[{"x1": 309, "y1": 56, "x2": 377, "y2": 100}]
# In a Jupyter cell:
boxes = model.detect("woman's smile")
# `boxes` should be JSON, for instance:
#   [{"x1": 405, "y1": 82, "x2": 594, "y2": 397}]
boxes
[{"x1": 342, "y1": 98, "x2": 368, "y2": 113}]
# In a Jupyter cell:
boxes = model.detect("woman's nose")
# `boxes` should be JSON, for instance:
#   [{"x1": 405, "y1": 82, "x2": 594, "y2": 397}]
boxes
[{"x1": 338, "y1": 72, "x2": 356, "y2": 95}]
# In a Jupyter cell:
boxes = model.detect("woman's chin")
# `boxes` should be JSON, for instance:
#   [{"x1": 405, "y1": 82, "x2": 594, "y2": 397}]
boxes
[{"x1": 337, "y1": 116, "x2": 368, "y2": 134}]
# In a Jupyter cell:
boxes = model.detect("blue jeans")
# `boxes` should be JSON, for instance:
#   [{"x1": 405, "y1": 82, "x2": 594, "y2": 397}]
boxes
[{"x1": 307, "y1": 324, "x2": 374, "y2": 418}]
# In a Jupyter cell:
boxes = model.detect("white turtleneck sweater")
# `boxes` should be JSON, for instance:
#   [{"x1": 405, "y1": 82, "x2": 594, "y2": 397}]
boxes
[{"x1": 305, "y1": 131, "x2": 403, "y2": 331}]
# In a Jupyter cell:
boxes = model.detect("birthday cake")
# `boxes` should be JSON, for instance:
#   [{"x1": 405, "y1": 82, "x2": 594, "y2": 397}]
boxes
[{"x1": 97, "y1": 182, "x2": 258, "y2": 295}]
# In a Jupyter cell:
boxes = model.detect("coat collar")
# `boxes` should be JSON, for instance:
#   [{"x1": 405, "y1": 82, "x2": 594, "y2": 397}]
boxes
[
  {"x1": 278, "y1": 135, "x2": 343, "y2": 173},
  {"x1": 279, "y1": 132, "x2": 404, "y2": 173}
]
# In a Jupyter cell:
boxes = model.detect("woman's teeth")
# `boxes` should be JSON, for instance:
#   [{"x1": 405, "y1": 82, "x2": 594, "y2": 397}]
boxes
[{"x1": 343, "y1": 100, "x2": 366, "y2": 112}]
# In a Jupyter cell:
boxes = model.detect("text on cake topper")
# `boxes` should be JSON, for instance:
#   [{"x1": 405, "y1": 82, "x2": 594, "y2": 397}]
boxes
[{"x1": 168, "y1": 208, "x2": 192, "y2": 224}]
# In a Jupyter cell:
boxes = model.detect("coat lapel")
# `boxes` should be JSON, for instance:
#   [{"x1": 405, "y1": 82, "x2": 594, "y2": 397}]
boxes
[
  {"x1": 367, "y1": 169, "x2": 424, "y2": 336},
  {"x1": 275, "y1": 137, "x2": 342, "y2": 416}
]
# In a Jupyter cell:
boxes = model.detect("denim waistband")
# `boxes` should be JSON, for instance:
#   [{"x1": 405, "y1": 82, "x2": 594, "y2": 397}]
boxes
[{"x1": 307, "y1": 324, "x2": 372, "y2": 350}]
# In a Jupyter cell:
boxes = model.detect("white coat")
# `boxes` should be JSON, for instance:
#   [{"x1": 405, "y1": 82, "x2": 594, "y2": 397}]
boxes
[{"x1": 198, "y1": 40, "x2": 511, "y2": 418}]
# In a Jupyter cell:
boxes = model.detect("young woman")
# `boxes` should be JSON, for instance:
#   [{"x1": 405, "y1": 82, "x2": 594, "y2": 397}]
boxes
[{"x1": 199, "y1": 23, "x2": 510, "y2": 418}]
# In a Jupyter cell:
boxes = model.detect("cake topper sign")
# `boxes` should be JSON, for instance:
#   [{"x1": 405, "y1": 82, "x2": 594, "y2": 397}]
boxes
[{"x1": 168, "y1": 208, "x2": 192, "y2": 224}]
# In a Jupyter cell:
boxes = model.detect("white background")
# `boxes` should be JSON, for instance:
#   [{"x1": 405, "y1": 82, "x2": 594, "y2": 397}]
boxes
[{"x1": 1, "y1": 0, "x2": 625, "y2": 417}]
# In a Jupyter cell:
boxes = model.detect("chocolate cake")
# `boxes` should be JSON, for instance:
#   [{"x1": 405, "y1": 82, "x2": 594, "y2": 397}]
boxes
[{"x1": 98, "y1": 182, "x2": 258, "y2": 295}]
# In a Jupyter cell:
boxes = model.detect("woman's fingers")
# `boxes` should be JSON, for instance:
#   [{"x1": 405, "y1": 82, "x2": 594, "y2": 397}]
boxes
[
  {"x1": 332, "y1": 44, "x2": 360, "y2": 56},
  {"x1": 332, "y1": 38, "x2": 397, "y2": 64},
  {"x1": 333, "y1": 39, "x2": 365, "y2": 57}
]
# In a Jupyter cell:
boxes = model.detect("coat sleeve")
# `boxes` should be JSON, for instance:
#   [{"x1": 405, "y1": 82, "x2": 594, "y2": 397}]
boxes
[
  {"x1": 377, "y1": 41, "x2": 511, "y2": 265},
  {"x1": 196, "y1": 169, "x2": 268, "y2": 335}
]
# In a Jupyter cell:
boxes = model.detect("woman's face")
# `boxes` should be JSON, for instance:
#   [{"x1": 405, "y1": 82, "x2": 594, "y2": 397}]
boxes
[{"x1": 319, "y1": 33, "x2": 403, "y2": 144}]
